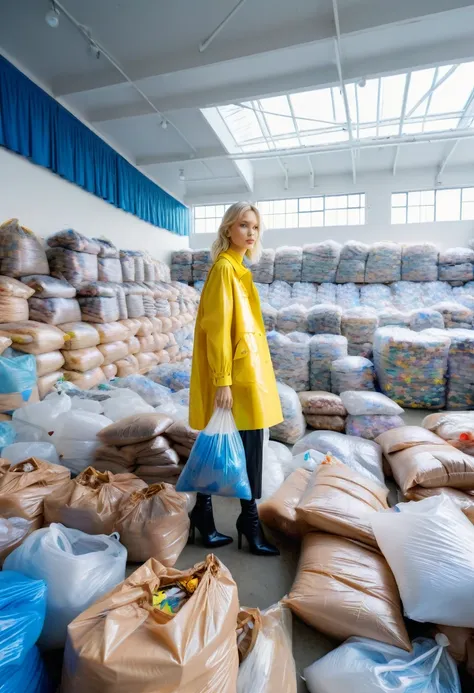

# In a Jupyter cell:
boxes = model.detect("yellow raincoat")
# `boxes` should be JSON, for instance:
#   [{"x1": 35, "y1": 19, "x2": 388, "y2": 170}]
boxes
[{"x1": 189, "y1": 248, "x2": 283, "y2": 431}]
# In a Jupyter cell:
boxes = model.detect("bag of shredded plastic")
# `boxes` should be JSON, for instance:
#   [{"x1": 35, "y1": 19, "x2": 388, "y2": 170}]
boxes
[
  {"x1": 4, "y1": 523, "x2": 127, "y2": 649},
  {"x1": 47, "y1": 247, "x2": 98, "y2": 286},
  {"x1": 336, "y1": 241, "x2": 369, "y2": 283},
  {"x1": 116, "y1": 482, "x2": 189, "y2": 565},
  {"x1": 0, "y1": 321, "x2": 67, "y2": 354},
  {"x1": 371, "y1": 496, "x2": 474, "y2": 627},
  {"x1": 309, "y1": 334, "x2": 348, "y2": 391},
  {"x1": 237, "y1": 603, "x2": 297, "y2": 693},
  {"x1": 307, "y1": 304, "x2": 342, "y2": 334},
  {"x1": 302, "y1": 241, "x2": 341, "y2": 283},
  {"x1": 365, "y1": 242, "x2": 402, "y2": 283},
  {"x1": 304, "y1": 635, "x2": 460, "y2": 693},
  {"x1": 0, "y1": 218, "x2": 49, "y2": 277},
  {"x1": 331, "y1": 356, "x2": 375, "y2": 394},
  {"x1": 267, "y1": 331, "x2": 310, "y2": 392},
  {"x1": 176, "y1": 409, "x2": 251, "y2": 499},
  {"x1": 270, "y1": 382, "x2": 306, "y2": 445}
]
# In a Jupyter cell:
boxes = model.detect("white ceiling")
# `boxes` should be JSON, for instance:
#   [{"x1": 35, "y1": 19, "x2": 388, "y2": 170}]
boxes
[{"x1": 1, "y1": 0, "x2": 474, "y2": 203}]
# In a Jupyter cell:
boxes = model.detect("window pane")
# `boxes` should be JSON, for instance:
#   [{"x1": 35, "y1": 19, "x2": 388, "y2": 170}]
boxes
[
  {"x1": 204, "y1": 219, "x2": 215, "y2": 233},
  {"x1": 299, "y1": 212, "x2": 312, "y2": 227},
  {"x1": 348, "y1": 208, "x2": 361, "y2": 225},
  {"x1": 391, "y1": 207, "x2": 406, "y2": 224},
  {"x1": 462, "y1": 201, "x2": 474, "y2": 220},
  {"x1": 408, "y1": 191, "x2": 421, "y2": 206},
  {"x1": 337, "y1": 209, "x2": 348, "y2": 225},
  {"x1": 194, "y1": 219, "x2": 206, "y2": 233},
  {"x1": 259, "y1": 201, "x2": 270, "y2": 214},
  {"x1": 420, "y1": 205, "x2": 435, "y2": 222},
  {"x1": 287, "y1": 213, "x2": 298, "y2": 228},
  {"x1": 286, "y1": 199, "x2": 298, "y2": 213},
  {"x1": 392, "y1": 193, "x2": 406, "y2": 207},
  {"x1": 194, "y1": 207, "x2": 205, "y2": 218},
  {"x1": 325, "y1": 196, "x2": 341, "y2": 209},
  {"x1": 274, "y1": 214, "x2": 285, "y2": 228},
  {"x1": 264, "y1": 214, "x2": 275, "y2": 229},
  {"x1": 311, "y1": 197, "x2": 324, "y2": 211},
  {"x1": 215, "y1": 205, "x2": 224, "y2": 217},
  {"x1": 462, "y1": 187, "x2": 474, "y2": 202},
  {"x1": 274, "y1": 200, "x2": 285, "y2": 214},
  {"x1": 311, "y1": 211, "x2": 324, "y2": 226},
  {"x1": 325, "y1": 209, "x2": 338, "y2": 226},
  {"x1": 421, "y1": 190, "x2": 435, "y2": 205},
  {"x1": 337, "y1": 195, "x2": 348, "y2": 209},
  {"x1": 359, "y1": 208, "x2": 365, "y2": 225},
  {"x1": 205, "y1": 206, "x2": 215, "y2": 218},
  {"x1": 348, "y1": 194, "x2": 360, "y2": 207},
  {"x1": 436, "y1": 189, "x2": 461, "y2": 221},
  {"x1": 407, "y1": 206, "x2": 421, "y2": 223},
  {"x1": 299, "y1": 198, "x2": 311, "y2": 212}
]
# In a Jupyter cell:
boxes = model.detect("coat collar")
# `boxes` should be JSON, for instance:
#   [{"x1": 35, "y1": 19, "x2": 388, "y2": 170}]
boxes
[{"x1": 219, "y1": 248, "x2": 249, "y2": 279}]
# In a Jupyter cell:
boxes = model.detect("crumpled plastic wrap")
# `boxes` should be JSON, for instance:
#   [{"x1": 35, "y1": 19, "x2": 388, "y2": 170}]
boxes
[
  {"x1": 374, "y1": 327, "x2": 450, "y2": 408},
  {"x1": 409, "y1": 309, "x2": 444, "y2": 331},
  {"x1": 78, "y1": 296, "x2": 120, "y2": 323},
  {"x1": 302, "y1": 241, "x2": 341, "y2": 283},
  {"x1": 47, "y1": 229, "x2": 100, "y2": 254},
  {"x1": 0, "y1": 218, "x2": 49, "y2": 277},
  {"x1": 335, "y1": 283, "x2": 360, "y2": 309},
  {"x1": 269, "y1": 382, "x2": 306, "y2": 445},
  {"x1": 445, "y1": 329, "x2": 474, "y2": 409},
  {"x1": 341, "y1": 307, "x2": 378, "y2": 344},
  {"x1": 29, "y1": 297, "x2": 81, "y2": 325},
  {"x1": 438, "y1": 247, "x2": 474, "y2": 283},
  {"x1": 431, "y1": 301, "x2": 473, "y2": 329},
  {"x1": 116, "y1": 483, "x2": 189, "y2": 565},
  {"x1": 401, "y1": 244, "x2": 439, "y2": 282},
  {"x1": 274, "y1": 247, "x2": 302, "y2": 283},
  {"x1": 119, "y1": 251, "x2": 135, "y2": 281},
  {"x1": 378, "y1": 309, "x2": 411, "y2": 328},
  {"x1": 284, "y1": 533, "x2": 410, "y2": 649},
  {"x1": 365, "y1": 242, "x2": 402, "y2": 283},
  {"x1": 148, "y1": 362, "x2": 191, "y2": 391},
  {"x1": 345, "y1": 414, "x2": 404, "y2": 440},
  {"x1": 391, "y1": 281, "x2": 424, "y2": 311},
  {"x1": 21, "y1": 274, "x2": 76, "y2": 299},
  {"x1": 276, "y1": 305, "x2": 308, "y2": 333},
  {"x1": 0, "y1": 321, "x2": 67, "y2": 354},
  {"x1": 309, "y1": 334, "x2": 348, "y2": 391},
  {"x1": 192, "y1": 249, "x2": 212, "y2": 281},
  {"x1": 268, "y1": 280, "x2": 292, "y2": 310},
  {"x1": 291, "y1": 282, "x2": 318, "y2": 307},
  {"x1": 251, "y1": 248, "x2": 275, "y2": 284},
  {"x1": 336, "y1": 241, "x2": 369, "y2": 283},
  {"x1": 307, "y1": 304, "x2": 342, "y2": 334},
  {"x1": 316, "y1": 282, "x2": 337, "y2": 305},
  {"x1": 47, "y1": 247, "x2": 98, "y2": 286},
  {"x1": 360, "y1": 284, "x2": 393, "y2": 310},
  {"x1": 267, "y1": 331, "x2": 310, "y2": 392},
  {"x1": 330, "y1": 356, "x2": 375, "y2": 394}
]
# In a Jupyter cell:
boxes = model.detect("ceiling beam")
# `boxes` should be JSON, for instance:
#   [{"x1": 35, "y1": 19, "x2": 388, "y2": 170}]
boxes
[
  {"x1": 87, "y1": 37, "x2": 474, "y2": 123},
  {"x1": 436, "y1": 87, "x2": 474, "y2": 183},
  {"x1": 52, "y1": 0, "x2": 474, "y2": 96}
]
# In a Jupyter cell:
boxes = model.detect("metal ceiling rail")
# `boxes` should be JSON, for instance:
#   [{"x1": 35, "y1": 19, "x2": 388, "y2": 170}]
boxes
[
  {"x1": 199, "y1": 0, "x2": 248, "y2": 53},
  {"x1": 404, "y1": 65, "x2": 458, "y2": 120},
  {"x1": 393, "y1": 72, "x2": 412, "y2": 176},
  {"x1": 436, "y1": 86, "x2": 474, "y2": 183}
]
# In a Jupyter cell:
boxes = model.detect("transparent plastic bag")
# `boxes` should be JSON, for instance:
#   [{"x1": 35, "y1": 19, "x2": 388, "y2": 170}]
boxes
[
  {"x1": 97, "y1": 256, "x2": 122, "y2": 282},
  {"x1": 261, "y1": 302, "x2": 277, "y2": 331},
  {"x1": 4, "y1": 523, "x2": 127, "y2": 649},
  {"x1": 0, "y1": 218, "x2": 49, "y2": 277},
  {"x1": 445, "y1": 329, "x2": 474, "y2": 409},
  {"x1": 52, "y1": 410, "x2": 112, "y2": 474},
  {"x1": 259, "y1": 444, "x2": 285, "y2": 501},
  {"x1": 365, "y1": 242, "x2": 402, "y2": 283},
  {"x1": 176, "y1": 409, "x2": 251, "y2": 498},
  {"x1": 47, "y1": 247, "x2": 98, "y2": 286},
  {"x1": 307, "y1": 304, "x2": 342, "y2": 334},
  {"x1": 401, "y1": 244, "x2": 438, "y2": 282},
  {"x1": 276, "y1": 305, "x2": 308, "y2": 333},
  {"x1": 309, "y1": 334, "x2": 348, "y2": 391},
  {"x1": 115, "y1": 355, "x2": 139, "y2": 377},
  {"x1": 103, "y1": 394, "x2": 155, "y2": 421},
  {"x1": 340, "y1": 391, "x2": 403, "y2": 416},
  {"x1": 336, "y1": 241, "x2": 369, "y2": 283},
  {"x1": 270, "y1": 382, "x2": 306, "y2": 445},
  {"x1": 304, "y1": 635, "x2": 460, "y2": 693},
  {"x1": 92, "y1": 238, "x2": 119, "y2": 258},
  {"x1": 293, "y1": 430, "x2": 385, "y2": 487},
  {"x1": 0, "y1": 348, "x2": 38, "y2": 413},
  {"x1": 35, "y1": 350, "x2": 65, "y2": 377},
  {"x1": 78, "y1": 296, "x2": 119, "y2": 323},
  {"x1": 268, "y1": 280, "x2": 292, "y2": 310},
  {"x1": 0, "y1": 516, "x2": 33, "y2": 565},
  {"x1": 0, "y1": 321, "x2": 66, "y2": 354},
  {"x1": 0, "y1": 274, "x2": 35, "y2": 298},
  {"x1": 267, "y1": 331, "x2": 310, "y2": 392},
  {"x1": 432, "y1": 301, "x2": 473, "y2": 329},
  {"x1": 336, "y1": 283, "x2": 360, "y2": 309},
  {"x1": 371, "y1": 496, "x2": 474, "y2": 627},
  {"x1": 251, "y1": 248, "x2": 275, "y2": 284},
  {"x1": 341, "y1": 307, "x2": 378, "y2": 344},
  {"x1": 97, "y1": 341, "x2": 128, "y2": 366},
  {"x1": 330, "y1": 356, "x2": 375, "y2": 394},
  {"x1": 0, "y1": 283, "x2": 29, "y2": 320},
  {"x1": 346, "y1": 414, "x2": 404, "y2": 440},
  {"x1": 114, "y1": 375, "x2": 172, "y2": 406},
  {"x1": 409, "y1": 308, "x2": 444, "y2": 331},
  {"x1": 62, "y1": 346, "x2": 104, "y2": 372},
  {"x1": 21, "y1": 274, "x2": 76, "y2": 299},
  {"x1": 62, "y1": 366, "x2": 106, "y2": 391},
  {"x1": 237, "y1": 603, "x2": 297, "y2": 693},
  {"x1": 119, "y1": 251, "x2": 135, "y2": 281},
  {"x1": 0, "y1": 421, "x2": 16, "y2": 451},
  {"x1": 2, "y1": 442, "x2": 60, "y2": 466},
  {"x1": 274, "y1": 247, "x2": 302, "y2": 282},
  {"x1": 29, "y1": 297, "x2": 82, "y2": 325},
  {"x1": 0, "y1": 336, "x2": 12, "y2": 355},
  {"x1": 59, "y1": 322, "x2": 100, "y2": 350},
  {"x1": 302, "y1": 241, "x2": 341, "y2": 283},
  {"x1": 47, "y1": 230, "x2": 100, "y2": 254},
  {"x1": 12, "y1": 392, "x2": 71, "y2": 434}
]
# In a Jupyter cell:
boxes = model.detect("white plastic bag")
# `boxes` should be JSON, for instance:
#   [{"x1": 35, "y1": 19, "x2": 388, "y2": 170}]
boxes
[
  {"x1": 12, "y1": 393, "x2": 71, "y2": 433},
  {"x1": 259, "y1": 444, "x2": 285, "y2": 502},
  {"x1": 291, "y1": 449, "x2": 325, "y2": 472},
  {"x1": 2, "y1": 442, "x2": 60, "y2": 466},
  {"x1": 103, "y1": 394, "x2": 154, "y2": 421},
  {"x1": 371, "y1": 496, "x2": 474, "y2": 627},
  {"x1": 340, "y1": 390, "x2": 404, "y2": 416},
  {"x1": 4, "y1": 523, "x2": 127, "y2": 649},
  {"x1": 304, "y1": 635, "x2": 460, "y2": 693},
  {"x1": 292, "y1": 430, "x2": 385, "y2": 487},
  {"x1": 51, "y1": 411, "x2": 113, "y2": 474}
]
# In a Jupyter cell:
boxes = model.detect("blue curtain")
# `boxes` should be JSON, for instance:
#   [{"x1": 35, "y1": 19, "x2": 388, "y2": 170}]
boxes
[{"x1": 0, "y1": 56, "x2": 189, "y2": 236}]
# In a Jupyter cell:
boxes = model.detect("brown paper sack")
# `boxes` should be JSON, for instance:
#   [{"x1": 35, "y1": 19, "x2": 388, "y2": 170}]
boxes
[
  {"x1": 98, "y1": 413, "x2": 173, "y2": 447},
  {"x1": 435, "y1": 625, "x2": 474, "y2": 676},
  {"x1": 116, "y1": 482, "x2": 190, "y2": 565},
  {"x1": 44, "y1": 467, "x2": 146, "y2": 535},
  {"x1": 236, "y1": 608, "x2": 262, "y2": 663},
  {"x1": 61, "y1": 555, "x2": 239, "y2": 693},
  {"x1": 284, "y1": 533, "x2": 410, "y2": 650},
  {"x1": 386, "y1": 443, "x2": 474, "y2": 494},
  {"x1": 375, "y1": 425, "x2": 446, "y2": 454},
  {"x1": 405, "y1": 486, "x2": 474, "y2": 523},
  {"x1": 296, "y1": 459, "x2": 388, "y2": 547},
  {"x1": 0, "y1": 457, "x2": 70, "y2": 529},
  {"x1": 259, "y1": 468, "x2": 312, "y2": 539}
]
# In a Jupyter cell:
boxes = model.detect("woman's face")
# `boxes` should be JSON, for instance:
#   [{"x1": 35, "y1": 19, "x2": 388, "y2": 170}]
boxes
[{"x1": 228, "y1": 210, "x2": 259, "y2": 254}]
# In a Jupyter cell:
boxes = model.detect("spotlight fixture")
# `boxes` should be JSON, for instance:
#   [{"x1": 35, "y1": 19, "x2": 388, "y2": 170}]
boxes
[
  {"x1": 358, "y1": 78, "x2": 367, "y2": 88},
  {"x1": 88, "y1": 41, "x2": 101, "y2": 59},
  {"x1": 160, "y1": 120, "x2": 168, "y2": 130},
  {"x1": 178, "y1": 169, "x2": 185, "y2": 182},
  {"x1": 45, "y1": 3, "x2": 60, "y2": 28}
]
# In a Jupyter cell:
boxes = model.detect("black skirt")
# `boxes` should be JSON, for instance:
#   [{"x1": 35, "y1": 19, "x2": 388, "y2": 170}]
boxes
[{"x1": 239, "y1": 429, "x2": 264, "y2": 500}]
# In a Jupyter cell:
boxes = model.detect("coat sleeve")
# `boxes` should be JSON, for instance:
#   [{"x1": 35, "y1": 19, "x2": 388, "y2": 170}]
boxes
[{"x1": 200, "y1": 262, "x2": 234, "y2": 387}]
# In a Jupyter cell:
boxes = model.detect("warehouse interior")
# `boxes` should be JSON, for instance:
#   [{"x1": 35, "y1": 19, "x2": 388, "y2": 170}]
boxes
[{"x1": 0, "y1": 1, "x2": 474, "y2": 691}]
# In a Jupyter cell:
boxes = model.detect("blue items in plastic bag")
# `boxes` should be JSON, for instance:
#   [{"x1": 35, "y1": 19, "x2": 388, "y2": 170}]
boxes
[
  {"x1": 0, "y1": 422, "x2": 16, "y2": 453},
  {"x1": 0, "y1": 347, "x2": 37, "y2": 413},
  {"x1": 0, "y1": 570, "x2": 51, "y2": 693},
  {"x1": 176, "y1": 409, "x2": 251, "y2": 499}
]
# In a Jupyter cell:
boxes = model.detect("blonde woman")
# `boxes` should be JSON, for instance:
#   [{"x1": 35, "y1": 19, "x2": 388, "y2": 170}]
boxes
[{"x1": 189, "y1": 202, "x2": 283, "y2": 556}]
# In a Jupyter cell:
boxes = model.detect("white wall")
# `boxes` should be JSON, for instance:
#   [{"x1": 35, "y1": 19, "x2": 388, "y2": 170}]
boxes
[
  {"x1": 188, "y1": 168, "x2": 474, "y2": 251},
  {"x1": 0, "y1": 148, "x2": 189, "y2": 263}
]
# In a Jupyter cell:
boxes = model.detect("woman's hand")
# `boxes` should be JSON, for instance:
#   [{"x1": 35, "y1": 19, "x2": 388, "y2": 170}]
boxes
[{"x1": 215, "y1": 386, "x2": 233, "y2": 410}]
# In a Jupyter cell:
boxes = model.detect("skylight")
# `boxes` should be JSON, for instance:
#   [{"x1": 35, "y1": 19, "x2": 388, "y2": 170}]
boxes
[{"x1": 210, "y1": 61, "x2": 474, "y2": 154}]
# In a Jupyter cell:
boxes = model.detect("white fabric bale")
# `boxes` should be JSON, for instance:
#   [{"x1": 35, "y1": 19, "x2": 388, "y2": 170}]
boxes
[
  {"x1": 302, "y1": 241, "x2": 341, "y2": 283},
  {"x1": 401, "y1": 244, "x2": 439, "y2": 282},
  {"x1": 291, "y1": 282, "x2": 318, "y2": 307},
  {"x1": 276, "y1": 305, "x2": 308, "y2": 333},
  {"x1": 251, "y1": 248, "x2": 275, "y2": 284},
  {"x1": 365, "y1": 242, "x2": 402, "y2": 283},
  {"x1": 268, "y1": 280, "x2": 292, "y2": 310},
  {"x1": 335, "y1": 283, "x2": 360, "y2": 309},
  {"x1": 336, "y1": 241, "x2": 369, "y2": 283},
  {"x1": 330, "y1": 356, "x2": 375, "y2": 394},
  {"x1": 267, "y1": 330, "x2": 310, "y2": 392},
  {"x1": 307, "y1": 304, "x2": 342, "y2": 335},
  {"x1": 274, "y1": 247, "x2": 303, "y2": 283},
  {"x1": 309, "y1": 334, "x2": 348, "y2": 391}
]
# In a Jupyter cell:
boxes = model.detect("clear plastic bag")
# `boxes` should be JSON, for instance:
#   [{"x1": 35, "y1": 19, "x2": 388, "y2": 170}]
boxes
[
  {"x1": 47, "y1": 247, "x2": 98, "y2": 286},
  {"x1": 78, "y1": 296, "x2": 119, "y2": 323},
  {"x1": 276, "y1": 305, "x2": 308, "y2": 333},
  {"x1": 119, "y1": 251, "x2": 135, "y2": 281},
  {"x1": 97, "y1": 341, "x2": 128, "y2": 365},
  {"x1": 0, "y1": 336, "x2": 12, "y2": 355},
  {"x1": 371, "y1": 496, "x2": 474, "y2": 627},
  {"x1": 103, "y1": 364, "x2": 118, "y2": 378},
  {"x1": 365, "y1": 242, "x2": 402, "y2": 283},
  {"x1": 176, "y1": 408, "x2": 251, "y2": 498},
  {"x1": 259, "y1": 444, "x2": 285, "y2": 501},
  {"x1": 274, "y1": 247, "x2": 302, "y2": 282},
  {"x1": 290, "y1": 282, "x2": 317, "y2": 307},
  {"x1": 269, "y1": 382, "x2": 306, "y2": 445},
  {"x1": 401, "y1": 244, "x2": 439, "y2": 282},
  {"x1": 47, "y1": 230, "x2": 100, "y2": 254},
  {"x1": 340, "y1": 391, "x2": 403, "y2": 416},
  {"x1": 114, "y1": 375, "x2": 172, "y2": 406},
  {"x1": 336, "y1": 241, "x2": 369, "y2": 283},
  {"x1": 0, "y1": 218, "x2": 49, "y2": 277},
  {"x1": 62, "y1": 346, "x2": 104, "y2": 372},
  {"x1": 59, "y1": 322, "x2": 100, "y2": 350},
  {"x1": 125, "y1": 293, "x2": 145, "y2": 318},
  {"x1": 304, "y1": 635, "x2": 460, "y2": 693},
  {"x1": 251, "y1": 248, "x2": 275, "y2": 284},
  {"x1": 92, "y1": 238, "x2": 119, "y2": 258},
  {"x1": 0, "y1": 421, "x2": 16, "y2": 451},
  {"x1": 293, "y1": 430, "x2": 385, "y2": 487},
  {"x1": 2, "y1": 442, "x2": 60, "y2": 466},
  {"x1": 97, "y1": 256, "x2": 122, "y2": 282},
  {"x1": 0, "y1": 516, "x2": 33, "y2": 565},
  {"x1": 12, "y1": 393, "x2": 70, "y2": 433},
  {"x1": 62, "y1": 366, "x2": 106, "y2": 391},
  {"x1": 302, "y1": 241, "x2": 341, "y2": 283},
  {"x1": 0, "y1": 348, "x2": 38, "y2": 413},
  {"x1": 237, "y1": 603, "x2": 297, "y2": 693},
  {"x1": 29, "y1": 297, "x2": 82, "y2": 325},
  {"x1": 346, "y1": 414, "x2": 404, "y2": 440},
  {"x1": 115, "y1": 355, "x2": 139, "y2": 377},
  {"x1": 268, "y1": 280, "x2": 292, "y2": 310},
  {"x1": 103, "y1": 394, "x2": 155, "y2": 421},
  {"x1": 409, "y1": 308, "x2": 444, "y2": 331},
  {"x1": 307, "y1": 304, "x2": 342, "y2": 334},
  {"x1": 336, "y1": 283, "x2": 360, "y2": 309},
  {"x1": 261, "y1": 302, "x2": 277, "y2": 331},
  {"x1": 432, "y1": 301, "x2": 473, "y2": 329},
  {"x1": 267, "y1": 331, "x2": 310, "y2": 392},
  {"x1": 309, "y1": 334, "x2": 348, "y2": 391},
  {"x1": 0, "y1": 294, "x2": 29, "y2": 324},
  {"x1": 360, "y1": 284, "x2": 393, "y2": 310},
  {"x1": 0, "y1": 321, "x2": 66, "y2": 354},
  {"x1": 4, "y1": 523, "x2": 127, "y2": 649},
  {"x1": 52, "y1": 410, "x2": 112, "y2": 474},
  {"x1": 35, "y1": 350, "x2": 65, "y2": 377},
  {"x1": 21, "y1": 274, "x2": 76, "y2": 299},
  {"x1": 330, "y1": 356, "x2": 375, "y2": 394},
  {"x1": 341, "y1": 307, "x2": 378, "y2": 344}
]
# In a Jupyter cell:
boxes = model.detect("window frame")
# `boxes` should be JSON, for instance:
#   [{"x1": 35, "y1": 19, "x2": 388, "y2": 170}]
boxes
[{"x1": 391, "y1": 186, "x2": 474, "y2": 224}]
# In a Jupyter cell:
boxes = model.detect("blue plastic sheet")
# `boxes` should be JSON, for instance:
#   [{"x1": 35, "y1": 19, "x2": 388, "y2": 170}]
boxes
[
  {"x1": 0, "y1": 422, "x2": 16, "y2": 452},
  {"x1": 176, "y1": 409, "x2": 251, "y2": 499},
  {"x1": 0, "y1": 348, "x2": 37, "y2": 401}
]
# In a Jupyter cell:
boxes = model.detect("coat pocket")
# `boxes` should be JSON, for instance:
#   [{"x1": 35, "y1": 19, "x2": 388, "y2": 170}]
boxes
[{"x1": 233, "y1": 333, "x2": 258, "y2": 384}]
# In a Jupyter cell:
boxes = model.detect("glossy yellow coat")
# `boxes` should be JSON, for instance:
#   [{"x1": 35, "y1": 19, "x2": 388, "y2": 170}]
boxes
[{"x1": 189, "y1": 248, "x2": 283, "y2": 431}]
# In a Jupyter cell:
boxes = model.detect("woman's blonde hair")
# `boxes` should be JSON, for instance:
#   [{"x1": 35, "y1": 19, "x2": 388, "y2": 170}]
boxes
[{"x1": 211, "y1": 202, "x2": 263, "y2": 263}]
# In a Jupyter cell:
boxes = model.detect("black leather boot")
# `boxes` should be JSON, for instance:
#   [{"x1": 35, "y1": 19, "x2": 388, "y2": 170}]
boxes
[
  {"x1": 189, "y1": 493, "x2": 233, "y2": 548},
  {"x1": 236, "y1": 499, "x2": 280, "y2": 556}
]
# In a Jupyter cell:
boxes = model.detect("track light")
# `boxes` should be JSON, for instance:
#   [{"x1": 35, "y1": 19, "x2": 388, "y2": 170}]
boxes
[
  {"x1": 160, "y1": 120, "x2": 168, "y2": 130},
  {"x1": 358, "y1": 78, "x2": 367, "y2": 88},
  {"x1": 45, "y1": 4, "x2": 60, "y2": 28},
  {"x1": 179, "y1": 169, "x2": 185, "y2": 182}
]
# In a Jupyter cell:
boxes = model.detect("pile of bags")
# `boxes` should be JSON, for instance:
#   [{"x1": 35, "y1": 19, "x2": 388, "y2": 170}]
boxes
[
  {"x1": 309, "y1": 334, "x2": 348, "y2": 390},
  {"x1": 192, "y1": 249, "x2": 212, "y2": 281},
  {"x1": 0, "y1": 275, "x2": 33, "y2": 322},
  {"x1": 298, "y1": 391, "x2": 347, "y2": 432},
  {"x1": 170, "y1": 249, "x2": 193, "y2": 282},
  {"x1": 251, "y1": 248, "x2": 275, "y2": 283},
  {"x1": 267, "y1": 331, "x2": 310, "y2": 392},
  {"x1": 341, "y1": 390, "x2": 404, "y2": 440}
]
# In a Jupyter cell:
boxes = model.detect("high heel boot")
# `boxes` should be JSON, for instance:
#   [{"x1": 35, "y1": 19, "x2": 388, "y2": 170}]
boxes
[
  {"x1": 236, "y1": 499, "x2": 280, "y2": 556},
  {"x1": 189, "y1": 493, "x2": 233, "y2": 548}
]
